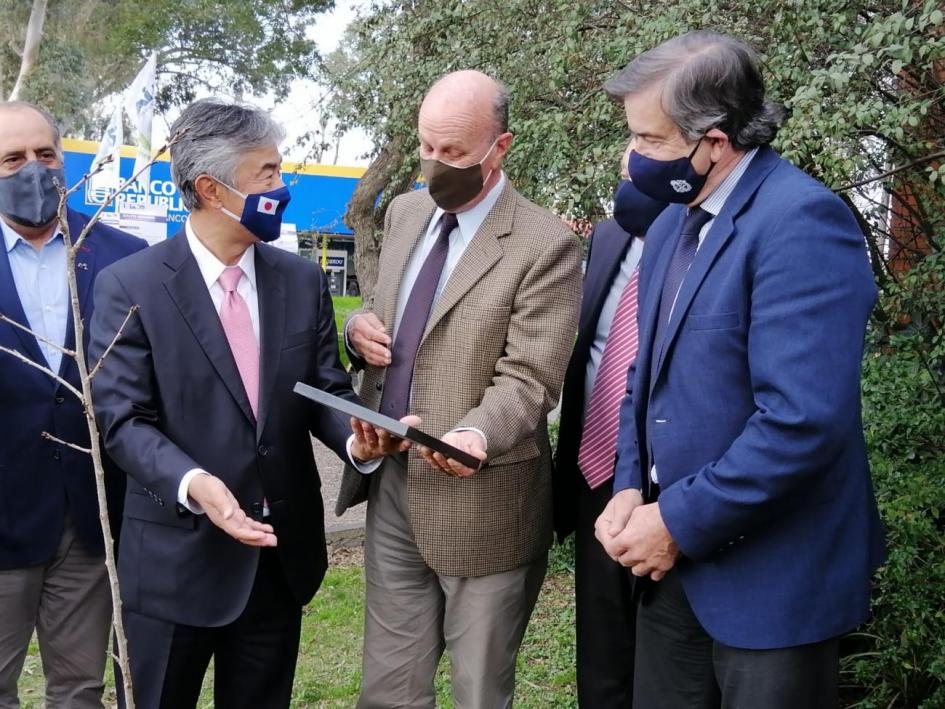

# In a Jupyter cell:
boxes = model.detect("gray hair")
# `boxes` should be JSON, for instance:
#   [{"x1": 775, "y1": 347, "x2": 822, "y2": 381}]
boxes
[
  {"x1": 494, "y1": 80, "x2": 511, "y2": 134},
  {"x1": 169, "y1": 98, "x2": 285, "y2": 211},
  {"x1": 604, "y1": 31, "x2": 785, "y2": 150},
  {"x1": 0, "y1": 101, "x2": 62, "y2": 148}
]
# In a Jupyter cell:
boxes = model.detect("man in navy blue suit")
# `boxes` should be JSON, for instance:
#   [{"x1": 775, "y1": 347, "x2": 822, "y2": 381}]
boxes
[
  {"x1": 0, "y1": 101, "x2": 146, "y2": 708},
  {"x1": 595, "y1": 31, "x2": 885, "y2": 707},
  {"x1": 554, "y1": 145, "x2": 666, "y2": 707}
]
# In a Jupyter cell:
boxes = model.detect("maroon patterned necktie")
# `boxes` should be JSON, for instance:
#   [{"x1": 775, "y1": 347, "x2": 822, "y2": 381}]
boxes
[{"x1": 578, "y1": 268, "x2": 640, "y2": 489}]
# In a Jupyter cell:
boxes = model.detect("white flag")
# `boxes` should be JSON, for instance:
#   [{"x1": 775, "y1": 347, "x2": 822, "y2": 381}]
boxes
[
  {"x1": 124, "y1": 53, "x2": 157, "y2": 195},
  {"x1": 89, "y1": 102, "x2": 123, "y2": 193},
  {"x1": 257, "y1": 198, "x2": 279, "y2": 215}
]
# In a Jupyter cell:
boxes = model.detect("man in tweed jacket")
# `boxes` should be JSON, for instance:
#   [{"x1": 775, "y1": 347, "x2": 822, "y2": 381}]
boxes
[{"x1": 339, "y1": 70, "x2": 582, "y2": 708}]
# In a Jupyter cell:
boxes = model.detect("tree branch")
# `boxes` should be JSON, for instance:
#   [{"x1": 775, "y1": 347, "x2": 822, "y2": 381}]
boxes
[
  {"x1": 89, "y1": 305, "x2": 139, "y2": 379},
  {"x1": 8, "y1": 0, "x2": 49, "y2": 100},
  {"x1": 0, "y1": 313, "x2": 76, "y2": 358},
  {"x1": 41, "y1": 431, "x2": 91, "y2": 455},
  {"x1": 834, "y1": 150, "x2": 945, "y2": 192},
  {"x1": 0, "y1": 344, "x2": 83, "y2": 400}
]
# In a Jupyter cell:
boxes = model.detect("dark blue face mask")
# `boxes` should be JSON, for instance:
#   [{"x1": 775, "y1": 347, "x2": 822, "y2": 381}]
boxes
[
  {"x1": 628, "y1": 138, "x2": 714, "y2": 204},
  {"x1": 220, "y1": 182, "x2": 291, "y2": 243},
  {"x1": 613, "y1": 178, "x2": 669, "y2": 237}
]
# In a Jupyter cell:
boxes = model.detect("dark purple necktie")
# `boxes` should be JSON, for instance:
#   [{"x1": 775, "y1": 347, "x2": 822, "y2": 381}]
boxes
[
  {"x1": 650, "y1": 207, "x2": 712, "y2": 379},
  {"x1": 379, "y1": 212, "x2": 459, "y2": 420}
]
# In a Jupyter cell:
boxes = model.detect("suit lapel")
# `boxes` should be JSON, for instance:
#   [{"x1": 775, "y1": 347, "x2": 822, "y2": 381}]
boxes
[
  {"x1": 422, "y1": 182, "x2": 514, "y2": 338},
  {"x1": 639, "y1": 208, "x2": 686, "y2": 395},
  {"x1": 254, "y1": 246, "x2": 285, "y2": 441},
  {"x1": 162, "y1": 232, "x2": 256, "y2": 426},
  {"x1": 380, "y1": 199, "x2": 437, "y2": 332},
  {"x1": 651, "y1": 147, "x2": 783, "y2": 384},
  {"x1": 0, "y1": 226, "x2": 49, "y2": 369}
]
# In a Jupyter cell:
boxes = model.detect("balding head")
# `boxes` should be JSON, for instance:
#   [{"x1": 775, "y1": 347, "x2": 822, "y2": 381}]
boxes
[
  {"x1": 0, "y1": 102, "x2": 62, "y2": 151},
  {"x1": 417, "y1": 70, "x2": 513, "y2": 212},
  {"x1": 422, "y1": 70, "x2": 509, "y2": 137}
]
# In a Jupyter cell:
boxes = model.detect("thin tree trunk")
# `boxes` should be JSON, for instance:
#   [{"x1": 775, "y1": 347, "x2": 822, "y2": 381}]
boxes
[
  {"x1": 59, "y1": 215, "x2": 136, "y2": 708},
  {"x1": 343, "y1": 133, "x2": 411, "y2": 303},
  {"x1": 8, "y1": 0, "x2": 49, "y2": 101}
]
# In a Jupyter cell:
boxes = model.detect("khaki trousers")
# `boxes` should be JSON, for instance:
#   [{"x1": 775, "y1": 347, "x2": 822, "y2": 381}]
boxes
[{"x1": 358, "y1": 457, "x2": 546, "y2": 709}]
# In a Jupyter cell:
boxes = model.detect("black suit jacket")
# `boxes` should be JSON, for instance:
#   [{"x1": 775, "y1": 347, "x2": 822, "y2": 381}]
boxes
[
  {"x1": 90, "y1": 230, "x2": 355, "y2": 627},
  {"x1": 553, "y1": 218, "x2": 635, "y2": 541},
  {"x1": 0, "y1": 210, "x2": 145, "y2": 569}
]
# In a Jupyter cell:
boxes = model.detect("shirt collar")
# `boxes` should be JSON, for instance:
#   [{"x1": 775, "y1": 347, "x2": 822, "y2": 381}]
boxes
[
  {"x1": 1, "y1": 217, "x2": 63, "y2": 253},
  {"x1": 185, "y1": 218, "x2": 256, "y2": 291},
  {"x1": 431, "y1": 171, "x2": 507, "y2": 243},
  {"x1": 699, "y1": 147, "x2": 759, "y2": 217}
]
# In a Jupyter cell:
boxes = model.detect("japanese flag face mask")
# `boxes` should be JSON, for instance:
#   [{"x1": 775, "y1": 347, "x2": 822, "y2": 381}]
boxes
[{"x1": 218, "y1": 180, "x2": 291, "y2": 243}]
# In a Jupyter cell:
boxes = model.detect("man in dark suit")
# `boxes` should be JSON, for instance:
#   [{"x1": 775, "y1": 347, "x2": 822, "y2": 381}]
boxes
[
  {"x1": 0, "y1": 101, "x2": 146, "y2": 709},
  {"x1": 596, "y1": 31, "x2": 885, "y2": 708},
  {"x1": 90, "y1": 99, "x2": 399, "y2": 709},
  {"x1": 554, "y1": 148, "x2": 666, "y2": 707}
]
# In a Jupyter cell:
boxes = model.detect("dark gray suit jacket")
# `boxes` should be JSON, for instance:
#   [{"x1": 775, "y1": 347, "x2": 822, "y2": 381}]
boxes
[{"x1": 90, "y1": 231, "x2": 356, "y2": 627}]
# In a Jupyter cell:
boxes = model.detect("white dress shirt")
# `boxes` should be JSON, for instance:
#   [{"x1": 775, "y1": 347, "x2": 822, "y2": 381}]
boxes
[{"x1": 650, "y1": 148, "x2": 758, "y2": 486}]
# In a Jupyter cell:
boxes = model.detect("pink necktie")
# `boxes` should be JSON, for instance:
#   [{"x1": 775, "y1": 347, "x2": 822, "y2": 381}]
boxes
[
  {"x1": 218, "y1": 266, "x2": 259, "y2": 417},
  {"x1": 578, "y1": 268, "x2": 640, "y2": 489}
]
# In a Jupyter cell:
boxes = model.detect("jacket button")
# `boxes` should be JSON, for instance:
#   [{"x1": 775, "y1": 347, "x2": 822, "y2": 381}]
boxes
[
  {"x1": 54, "y1": 395, "x2": 65, "y2": 404},
  {"x1": 376, "y1": 382, "x2": 382, "y2": 391},
  {"x1": 258, "y1": 444, "x2": 270, "y2": 457},
  {"x1": 52, "y1": 450, "x2": 61, "y2": 460}
]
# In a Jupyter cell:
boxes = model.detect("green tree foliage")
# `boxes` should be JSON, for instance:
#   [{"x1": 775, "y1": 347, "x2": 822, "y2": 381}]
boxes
[
  {"x1": 324, "y1": 1, "x2": 945, "y2": 704},
  {"x1": 0, "y1": 0, "x2": 333, "y2": 135}
]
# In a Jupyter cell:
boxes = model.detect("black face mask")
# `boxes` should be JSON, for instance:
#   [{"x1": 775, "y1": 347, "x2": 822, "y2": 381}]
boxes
[
  {"x1": 612, "y1": 178, "x2": 669, "y2": 237},
  {"x1": 0, "y1": 161, "x2": 65, "y2": 228},
  {"x1": 419, "y1": 138, "x2": 498, "y2": 211}
]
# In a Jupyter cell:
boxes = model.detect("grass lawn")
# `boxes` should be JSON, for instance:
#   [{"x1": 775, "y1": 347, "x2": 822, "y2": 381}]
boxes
[
  {"x1": 17, "y1": 544, "x2": 577, "y2": 708},
  {"x1": 332, "y1": 295, "x2": 362, "y2": 370}
]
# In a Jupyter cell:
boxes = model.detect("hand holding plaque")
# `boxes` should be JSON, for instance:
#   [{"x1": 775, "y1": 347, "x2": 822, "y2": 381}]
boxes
[
  {"x1": 419, "y1": 430, "x2": 488, "y2": 478},
  {"x1": 350, "y1": 414, "x2": 420, "y2": 462}
]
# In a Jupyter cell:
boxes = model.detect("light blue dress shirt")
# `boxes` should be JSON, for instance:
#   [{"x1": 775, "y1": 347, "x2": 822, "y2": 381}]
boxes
[{"x1": 2, "y1": 219, "x2": 68, "y2": 373}]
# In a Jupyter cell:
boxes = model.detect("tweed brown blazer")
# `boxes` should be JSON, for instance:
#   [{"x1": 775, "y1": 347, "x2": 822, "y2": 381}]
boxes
[{"x1": 336, "y1": 180, "x2": 582, "y2": 576}]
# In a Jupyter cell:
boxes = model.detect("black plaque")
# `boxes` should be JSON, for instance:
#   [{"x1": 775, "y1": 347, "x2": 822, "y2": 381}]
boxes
[{"x1": 293, "y1": 382, "x2": 483, "y2": 471}]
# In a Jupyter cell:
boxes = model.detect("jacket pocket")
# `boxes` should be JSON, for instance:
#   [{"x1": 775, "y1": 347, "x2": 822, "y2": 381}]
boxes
[
  {"x1": 124, "y1": 490, "x2": 197, "y2": 530},
  {"x1": 488, "y1": 438, "x2": 540, "y2": 466}
]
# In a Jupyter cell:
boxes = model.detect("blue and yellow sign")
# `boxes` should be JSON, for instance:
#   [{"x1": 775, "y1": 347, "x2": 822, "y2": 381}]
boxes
[{"x1": 62, "y1": 138, "x2": 366, "y2": 238}]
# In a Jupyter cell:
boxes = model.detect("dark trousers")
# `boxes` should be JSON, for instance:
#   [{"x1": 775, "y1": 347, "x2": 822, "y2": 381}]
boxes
[
  {"x1": 117, "y1": 547, "x2": 302, "y2": 709},
  {"x1": 633, "y1": 569, "x2": 839, "y2": 709},
  {"x1": 575, "y1": 475, "x2": 637, "y2": 708}
]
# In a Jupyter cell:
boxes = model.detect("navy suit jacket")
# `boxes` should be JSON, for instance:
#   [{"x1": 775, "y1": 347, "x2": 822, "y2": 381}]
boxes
[
  {"x1": 614, "y1": 146, "x2": 886, "y2": 649},
  {"x1": 90, "y1": 231, "x2": 356, "y2": 627},
  {"x1": 554, "y1": 218, "x2": 634, "y2": 540},
  {"x1": 0, "y1": 210, "x2": 146, "y2": 569}
]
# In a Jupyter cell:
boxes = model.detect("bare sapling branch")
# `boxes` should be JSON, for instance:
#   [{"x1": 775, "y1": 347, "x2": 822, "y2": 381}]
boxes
[
  {"x1": 0, "y1": 343, "x2": 83, "y2": 399},
  {"x1": 89, "y1": 305, "x2": 139, "y2": 380},
  {"x1": 41, "y1": 431, "x2": 92, "y2": 455},
  {"x1": 0, "y1": 313, "x2": 76, "y2": 357}
]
